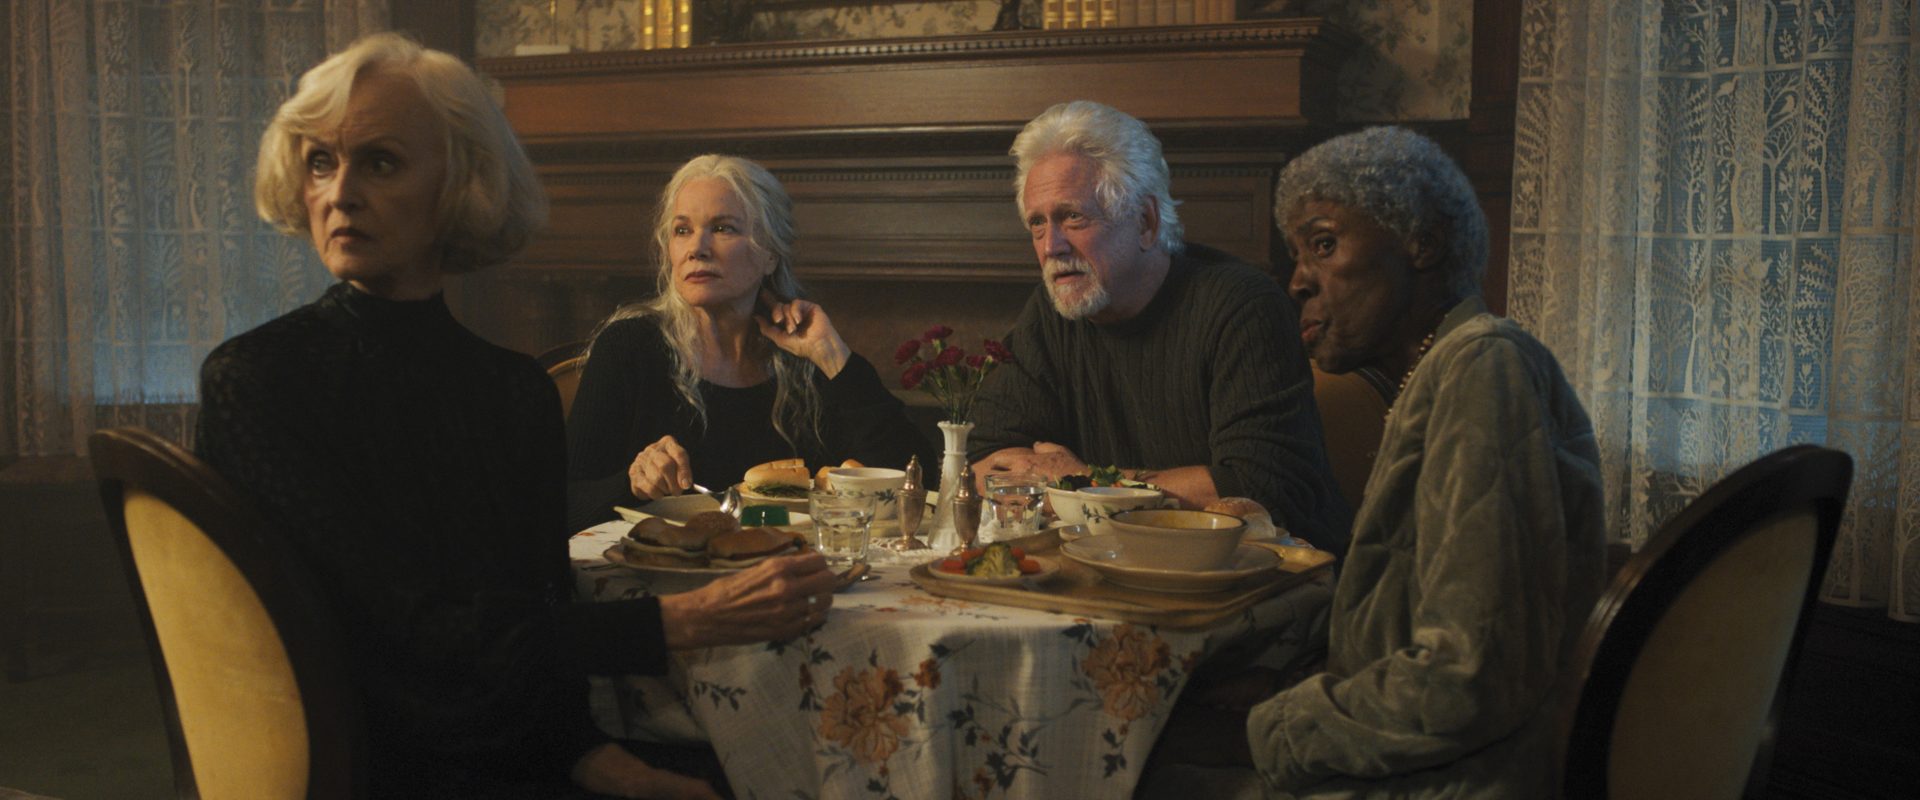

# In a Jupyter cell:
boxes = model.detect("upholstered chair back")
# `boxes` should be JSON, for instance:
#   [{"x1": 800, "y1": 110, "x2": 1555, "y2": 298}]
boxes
[
  {"x1": 1309, "y1": 364, "x2": 1390, "y2": 511},
  {"x1": 90, "y1": 428, "x2": 362, "y2": 799},
  {"x1": 1560, "y1": 445, "x2": 1850, "y2": 799}
]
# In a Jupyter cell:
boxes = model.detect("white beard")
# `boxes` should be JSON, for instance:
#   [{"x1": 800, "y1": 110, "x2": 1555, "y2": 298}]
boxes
[{"x1": 1044, "y1": 257, "x2": 1111, "y2": 320}]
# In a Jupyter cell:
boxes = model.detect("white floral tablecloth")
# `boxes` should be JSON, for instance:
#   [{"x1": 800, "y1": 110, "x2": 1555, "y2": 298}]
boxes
[{"x1": 570, "y1": 522, "x2": 1331, "y2": 800}]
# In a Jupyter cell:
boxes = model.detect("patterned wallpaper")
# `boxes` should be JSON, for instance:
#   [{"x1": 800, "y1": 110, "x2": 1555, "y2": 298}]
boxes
[{"x1": 473, "y1": 0, "x2": 1470, "y2": 121}]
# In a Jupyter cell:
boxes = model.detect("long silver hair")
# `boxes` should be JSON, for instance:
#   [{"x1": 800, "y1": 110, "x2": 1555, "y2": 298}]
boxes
[{"x1": 588, "y1": 155, "x2": 822, "y2": 449}]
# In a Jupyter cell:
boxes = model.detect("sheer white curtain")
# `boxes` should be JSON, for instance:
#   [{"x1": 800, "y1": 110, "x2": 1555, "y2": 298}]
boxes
[
  {"x1": 2, "y1": 0, "x2": 386, "y2": 459},
  {"x1": 1509, "y1": 0, "x2": 1919, "y2": 621}
]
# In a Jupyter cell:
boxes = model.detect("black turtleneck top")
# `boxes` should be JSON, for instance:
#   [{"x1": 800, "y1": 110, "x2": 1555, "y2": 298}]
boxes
[{"x1": 196, "y1": 282, "x2": 663, "y2": 797}]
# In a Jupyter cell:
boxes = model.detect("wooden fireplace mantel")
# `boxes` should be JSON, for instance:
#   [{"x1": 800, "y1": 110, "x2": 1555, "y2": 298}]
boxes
[{"x1": 478, "y1": 20, "x2": 1357, "y2": 284}]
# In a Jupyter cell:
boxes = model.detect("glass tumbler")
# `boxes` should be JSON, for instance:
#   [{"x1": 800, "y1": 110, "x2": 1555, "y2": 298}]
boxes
[
  {"x1": 983, "y1": 472, "x2": 1047, "y2": 542},
  {"x1": 807, "y1": 490, "x2": 877, "y2": 566}
]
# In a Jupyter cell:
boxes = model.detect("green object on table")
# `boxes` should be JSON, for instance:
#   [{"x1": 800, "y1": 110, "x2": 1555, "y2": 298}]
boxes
[{"x1": 741, "y1": 504, "x2": 790, "y2": 526}]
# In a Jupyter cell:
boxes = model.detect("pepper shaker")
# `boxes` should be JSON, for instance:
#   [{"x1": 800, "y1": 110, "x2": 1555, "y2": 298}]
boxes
[
  {"x1": 951, "y1": 462, "x2": 983, "y2": 548},
  {"x1": 883, "y1": 455, "x2": 929, "y2": 552}
]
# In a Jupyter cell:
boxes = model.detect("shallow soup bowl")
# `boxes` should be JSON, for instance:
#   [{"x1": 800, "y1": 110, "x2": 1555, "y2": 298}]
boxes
[
  {"x1": 1105, "y1": 509, "x2": 1247, "y2": 572},
  {"x1": 1046, "y1": 485, "x2": 1165, "y2": 532},
  {"x1": 826, "y1": 467, "x2": 907, "y2": 519}
]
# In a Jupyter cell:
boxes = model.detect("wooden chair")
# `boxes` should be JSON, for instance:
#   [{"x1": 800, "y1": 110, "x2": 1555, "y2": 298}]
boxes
[
  {"x1": 1310, "y1": 363, "x2": 1391, "y2": 512},
  {"x1": 1559, "y1": 445, "x2": 1852, "y2": 799},
  {"x1": 89, "y1": 427, "x2": 363, "y2": 799},
  {"x1": 538, "y1": 340, "x2": 589, "y2": 420}
]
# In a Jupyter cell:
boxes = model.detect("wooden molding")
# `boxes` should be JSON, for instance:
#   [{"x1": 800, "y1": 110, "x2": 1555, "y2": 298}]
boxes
[{"x1": 465, "y1": 19, "x2": 1355, "y2": 358}]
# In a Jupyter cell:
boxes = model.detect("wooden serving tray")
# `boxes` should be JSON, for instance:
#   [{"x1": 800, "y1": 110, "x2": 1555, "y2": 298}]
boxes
[{"x1": 907, "y1": 532, "x2": 1334, "y2": 630}]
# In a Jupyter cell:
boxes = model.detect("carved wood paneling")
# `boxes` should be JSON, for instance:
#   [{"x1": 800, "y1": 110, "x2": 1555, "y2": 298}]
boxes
[{"x1": 465, "y1": 20, "x2": 1355, "y2": 362}]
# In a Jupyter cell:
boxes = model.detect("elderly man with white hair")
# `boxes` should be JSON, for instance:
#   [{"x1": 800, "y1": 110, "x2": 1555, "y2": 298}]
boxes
[{"x1": 968, "y1": 100, "x2": 1347, "y2": 553}]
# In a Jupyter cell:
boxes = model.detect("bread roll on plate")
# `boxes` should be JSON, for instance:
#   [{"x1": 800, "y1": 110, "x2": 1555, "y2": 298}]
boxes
[
  {"x1": 1202, "y1": 497, "x2": 1279, "y2": 541},
  {"x1": 744, "y1": 459, "x2": 811, "y2": 499}
]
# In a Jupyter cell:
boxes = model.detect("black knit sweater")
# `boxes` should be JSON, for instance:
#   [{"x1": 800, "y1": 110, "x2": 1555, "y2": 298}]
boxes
[
  {"x1": 197, "y1": 283, "x2": 664, "y2": 798},
  {"x1": 967, "y1": 244, "x2": 1350, "y2": 554},
  {"x1": 565, "y1": 316, "x2": 936, "y2": 532}
]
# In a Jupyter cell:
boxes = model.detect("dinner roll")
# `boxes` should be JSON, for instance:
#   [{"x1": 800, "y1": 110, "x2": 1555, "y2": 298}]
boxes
[{"x1": 1203, "y1": 496, "x2": 1278, "y2": 540}]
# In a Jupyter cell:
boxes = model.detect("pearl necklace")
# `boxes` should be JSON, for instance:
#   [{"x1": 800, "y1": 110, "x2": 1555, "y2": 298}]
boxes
[{"x1": 1386, "y1": 329, "x2": 1438, "y2": 418}]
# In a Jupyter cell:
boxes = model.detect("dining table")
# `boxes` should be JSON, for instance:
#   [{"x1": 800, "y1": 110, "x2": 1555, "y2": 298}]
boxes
[{"x1": 569, "y1": 519, "x2": 1333, "y2": 799}]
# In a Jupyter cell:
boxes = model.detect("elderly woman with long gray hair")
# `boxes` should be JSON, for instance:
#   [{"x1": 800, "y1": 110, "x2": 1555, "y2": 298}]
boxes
[{"x1": 565, "y1": 154, "x2": 933, "y2": 531}]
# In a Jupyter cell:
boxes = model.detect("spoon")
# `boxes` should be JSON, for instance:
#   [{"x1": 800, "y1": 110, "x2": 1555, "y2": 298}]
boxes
[{"x1": 690, "y1": 483, "x2": 743, "y2": 517}]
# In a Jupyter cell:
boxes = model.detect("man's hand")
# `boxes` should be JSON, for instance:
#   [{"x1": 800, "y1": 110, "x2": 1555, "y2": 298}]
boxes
[
  {"x1": 972, "y1": 442, "x2": 1089, "y2": 491},
  {"x1": 570, "y1": 743, "x2": 722, "y2": 800}
]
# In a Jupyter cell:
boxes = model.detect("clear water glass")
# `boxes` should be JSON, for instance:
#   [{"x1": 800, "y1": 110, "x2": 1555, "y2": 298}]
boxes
[
  {"x1": 808, "y1": 490, "x2": 876, "y2": 566},
  {"x1": 983, "y1": 472, "x2": 1046, "y2": 542}
]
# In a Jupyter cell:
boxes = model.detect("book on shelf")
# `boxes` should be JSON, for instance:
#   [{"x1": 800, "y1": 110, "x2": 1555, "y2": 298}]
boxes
[
  {"x1": 1100, "y1": 0, "x2": 1117, "y2": 27},
  {"x1": 641, "y1": 0, "x2": 656, "y2": 49},
  {"x1": 675, "y1": 0, "x2": 691, "y2": 47},
  {"x1": 1044, "y1": 0, "x2": 1060, "y2": 29}
]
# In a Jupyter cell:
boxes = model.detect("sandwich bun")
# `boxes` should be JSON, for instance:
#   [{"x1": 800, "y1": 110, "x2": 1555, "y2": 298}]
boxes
[
  {"x1": 707, "y1": 526, "x2": 808, "y2": 569},
  {"x1": 1202, "y1": 497, "x2": 1278, "y2": 540},
  {"x1": 745, "y1": 460, "x2": 811, "y2": 496},
  {"x1": 623, "y1": 517, "x2": 715, "y2": 568}
]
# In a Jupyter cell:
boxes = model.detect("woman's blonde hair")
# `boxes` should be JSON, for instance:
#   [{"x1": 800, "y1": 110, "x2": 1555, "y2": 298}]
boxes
[
  {"x1": 254, "y1": 32, "x2": 546, "y2": 273},
  {"x1": 591, "y1": 155, "x2": 822, "y2": 449}
]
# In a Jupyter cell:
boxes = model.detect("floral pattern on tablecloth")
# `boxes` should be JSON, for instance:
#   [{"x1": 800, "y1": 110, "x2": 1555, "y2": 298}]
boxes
[{"x1": 568, "y1": 522, "x2": 1330, "y2": 799}]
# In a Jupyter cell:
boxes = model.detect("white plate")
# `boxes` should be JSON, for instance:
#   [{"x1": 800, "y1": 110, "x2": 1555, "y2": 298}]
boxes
[
  {"x1": 615, "y1": 496, "x2": 810, "y2": 527},
  {"x1": 921, "y1": 554, "x2": 1059, "y2": 587},
  {"x1": 1049, "y1": 520, "x2": 1091, "y2": 542},
  {"x1": 1060, "y1": 534, "x2": 1278, "y2": 594}
]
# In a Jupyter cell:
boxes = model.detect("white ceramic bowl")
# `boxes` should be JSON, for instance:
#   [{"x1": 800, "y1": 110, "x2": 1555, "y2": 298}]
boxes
[
  {"x1": 826, "y1": 467, "x2": 907, "y2": 519},
  {"x1": 1046, "y1": 485, "x2": 1165, "y2": 529},
  {"x1": 1104, "y1": 508, "x2": 1247, "y2": 572}
]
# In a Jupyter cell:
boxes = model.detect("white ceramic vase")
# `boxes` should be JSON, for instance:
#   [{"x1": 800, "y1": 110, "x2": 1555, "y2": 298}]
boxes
[{"x1": 924, "y1": 421, "x2": 973, "y2": 552}]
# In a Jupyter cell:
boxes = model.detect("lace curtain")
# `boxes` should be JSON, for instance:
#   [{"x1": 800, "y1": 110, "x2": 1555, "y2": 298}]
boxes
[
  {"x1": 1509, "y1": 0, "x2": 1919, "y2": 621},
  {"x1": 2, "y1": 0, "x2": 386, "y2": 460}
]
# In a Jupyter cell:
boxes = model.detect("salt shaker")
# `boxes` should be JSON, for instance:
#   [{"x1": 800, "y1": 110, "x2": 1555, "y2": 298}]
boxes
[
  {"x1": 884, "y1": 455, "x2": 929, "y2": 552},
  {"x1": 951, "y1": 462, "x2": 983, "y2": 548}
]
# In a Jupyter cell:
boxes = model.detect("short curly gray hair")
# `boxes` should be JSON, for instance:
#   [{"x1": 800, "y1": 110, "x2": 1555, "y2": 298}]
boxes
[
  {"x1": 1011, "y1": 100, "x2": 1184, "y2": 255},
  {"x1": 1275, "y1": 126, "x2": 1487, "y2": 297},
  {"x1": 255, "y1": 32, "x2": 546, "y2": 273}
]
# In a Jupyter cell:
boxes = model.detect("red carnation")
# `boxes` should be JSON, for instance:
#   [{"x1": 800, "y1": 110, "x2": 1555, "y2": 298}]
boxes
[
  {"x1": 933, "y1": 346, "x2": 963, "y2": 367},
  {"x1": 965, "y1": 354, "x2": 986, "y2": 369},
  {"x1": 983, "y1": 339, "x2": 1013, "y2": 362},
  {"x1": 901, "y1": 362, "x2": 931, "y2": 390},
  {"x1": 894, "y1": 339, "x2": 922, "y2": 364},
  {"x1": 922, "y1": 324, "x2": 953, "y2": 342}
]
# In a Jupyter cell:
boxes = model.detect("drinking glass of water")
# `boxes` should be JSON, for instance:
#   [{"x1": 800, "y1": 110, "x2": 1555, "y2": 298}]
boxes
[
  {"x1": 808, "y1": 490, "x2": 877, "y2": 566},
  {"x1": 983, "y1": 472, "x2": 1046, "y2": 542}
]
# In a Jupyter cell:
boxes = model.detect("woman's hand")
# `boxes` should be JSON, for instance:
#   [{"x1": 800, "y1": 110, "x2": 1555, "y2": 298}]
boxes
[
  {"x1": 570, "y1": 742, "x2": 722, "y2": 800},
  {"x1": 659, "y1": 550, "x2": 840, "y2": 649},
  {"x1": 755, "y1": 289, "x2": 851, "y2": 378},
  {"x1": 628, "y1": 435, "x2": 694, "y2": 501}
]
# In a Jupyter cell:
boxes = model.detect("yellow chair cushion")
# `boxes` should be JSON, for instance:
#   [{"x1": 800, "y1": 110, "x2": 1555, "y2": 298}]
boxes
[{"x1": 125, "y1": 489, "x2": 311, "y2": 799}]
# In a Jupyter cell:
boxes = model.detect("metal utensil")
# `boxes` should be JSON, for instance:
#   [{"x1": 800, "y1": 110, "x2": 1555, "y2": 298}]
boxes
[{"x1": 691, "y1": 483, "x2": 743, "y2": 517}]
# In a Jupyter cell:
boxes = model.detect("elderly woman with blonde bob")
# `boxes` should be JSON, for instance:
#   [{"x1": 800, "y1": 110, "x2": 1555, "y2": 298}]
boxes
[
  {"x1": 1241, "y1": 126, "x2": 1606, "y2": 797},
  {"x1": 199, "y1": 32, "x2": 814, "y2": 800},
  {"x1": 566, "y1": 154, "x2": 932, "y2": 530}
]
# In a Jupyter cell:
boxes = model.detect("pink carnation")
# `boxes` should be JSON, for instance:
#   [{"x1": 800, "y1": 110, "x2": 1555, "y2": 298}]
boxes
[
  {"x1": 933, "y1": 347, "x2": 963, "y2": 368},
  {"x1": 922, "y1": 325, "x2": 954, "y2": 342},
  {"x1": 894, "y1": 339, "x2": 922, "y2": 364},
  {"x1": 983, "y1": 339, "x2": 1013, "y2": 362},
  {"x1": 965, "y1": 354, "x2": 986, "y2": 369}
]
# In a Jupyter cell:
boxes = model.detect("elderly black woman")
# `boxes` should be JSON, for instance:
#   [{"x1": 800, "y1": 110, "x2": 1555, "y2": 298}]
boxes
[
  {"x1": 565, "y1": 154, "x2": 934, "y2": 532},
  {"x1": 197, "y1": 33, "x2": 831, "y2": 799},
  {"x1": 1244, "y1": 126, "x2": 1607, "y2": 797}
]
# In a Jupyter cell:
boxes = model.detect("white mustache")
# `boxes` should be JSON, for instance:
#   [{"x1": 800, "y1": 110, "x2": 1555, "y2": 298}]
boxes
[{"x1": 1044, "y1": 258, "x2": 1093, "y2": 280}]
